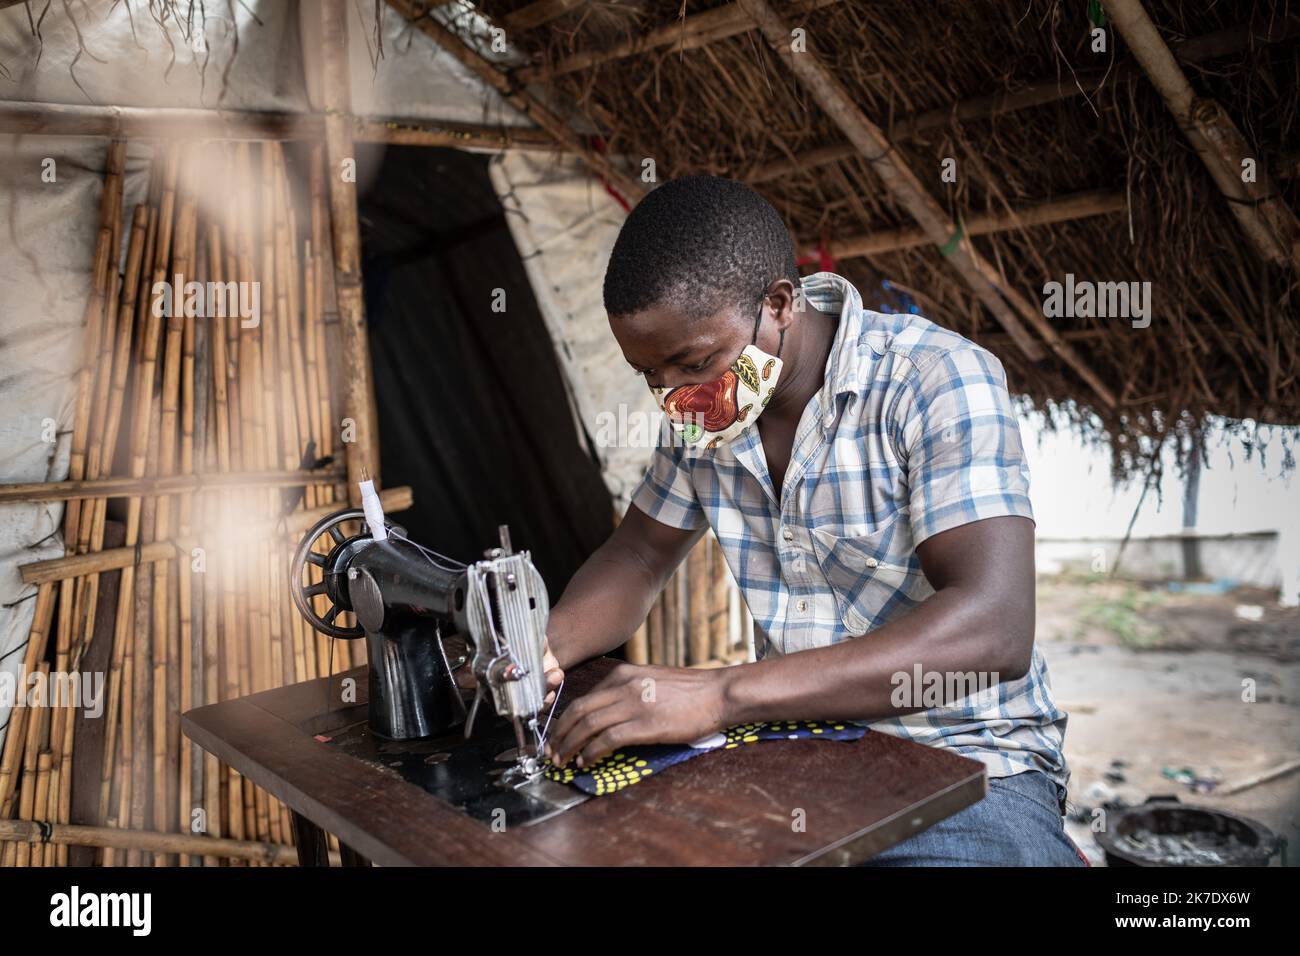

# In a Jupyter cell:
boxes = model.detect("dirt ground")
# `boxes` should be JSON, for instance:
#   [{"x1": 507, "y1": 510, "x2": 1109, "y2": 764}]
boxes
[{"x1": 1037, "y1": 573, "x2": 1300, "y2": 865}]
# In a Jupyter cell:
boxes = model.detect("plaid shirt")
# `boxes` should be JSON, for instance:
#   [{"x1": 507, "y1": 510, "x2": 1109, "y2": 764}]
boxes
[{"x1": 631, "y1": 272, "x2": 1069, "y2": 789}]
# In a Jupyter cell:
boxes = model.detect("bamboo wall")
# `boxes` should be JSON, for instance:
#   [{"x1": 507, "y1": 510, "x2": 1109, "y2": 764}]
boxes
[
  {"x1": 0, "y1": 138, "x2": 751, "y2": 867},
  {"x1": 628, "y1": 532, "x2": 752, "y2": 669},
  {"x1": 0, "y1": 139, "x2": 359, "y2": 865}
]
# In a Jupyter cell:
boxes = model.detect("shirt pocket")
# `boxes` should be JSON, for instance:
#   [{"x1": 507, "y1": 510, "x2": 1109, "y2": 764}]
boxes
[{"x1": 810, "y1": 513, "x2": 932, "y2": 633}]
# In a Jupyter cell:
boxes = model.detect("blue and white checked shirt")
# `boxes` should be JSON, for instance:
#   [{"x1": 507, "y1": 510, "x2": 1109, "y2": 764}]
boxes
[{"x1": 631, "y1": 272, "x2": 1069, "y2": 789}]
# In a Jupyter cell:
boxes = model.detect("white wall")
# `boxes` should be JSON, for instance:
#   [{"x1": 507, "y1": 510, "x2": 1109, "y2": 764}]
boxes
[{"x1": 1022, "y1": 413, "x2": 1300, "y2": 601}]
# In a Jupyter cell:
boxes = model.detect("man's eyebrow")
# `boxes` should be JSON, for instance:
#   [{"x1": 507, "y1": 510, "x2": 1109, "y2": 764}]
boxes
[{"x1": 628, "y1": 346, "x2": 702, "y2": 371}]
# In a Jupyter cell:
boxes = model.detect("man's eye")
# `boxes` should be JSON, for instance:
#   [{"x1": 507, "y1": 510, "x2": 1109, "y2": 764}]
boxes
[{"x1": 685, "y1": 360, "x2": 711, "y2": 373}]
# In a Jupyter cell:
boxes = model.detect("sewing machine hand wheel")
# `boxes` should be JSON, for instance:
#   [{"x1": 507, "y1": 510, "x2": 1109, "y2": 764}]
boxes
[{"x1": 290, "y1": 507, "x2": 399, "y2": 640}]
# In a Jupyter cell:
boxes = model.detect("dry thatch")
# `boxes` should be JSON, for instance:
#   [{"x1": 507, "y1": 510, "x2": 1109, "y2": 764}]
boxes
[{"x1": 467, "y1": 0, "x2": 1300, "y2": 480}]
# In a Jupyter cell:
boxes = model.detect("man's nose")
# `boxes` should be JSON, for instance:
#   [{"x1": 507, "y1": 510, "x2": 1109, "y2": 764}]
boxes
[{"x1": 648, "y1": 372, "x2": 692, "y2": 391}]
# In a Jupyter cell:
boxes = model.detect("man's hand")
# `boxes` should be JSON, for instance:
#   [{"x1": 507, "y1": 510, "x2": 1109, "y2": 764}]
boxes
[
  {"x1": 540, "y1": 639, "x2": 564, "y2": 706},
  {"x1": 449, "y1": 636, "x2": 565, "y2": 706},
  {"x1": 543, "y1": 663, "x2": 731, "y2": 768}
]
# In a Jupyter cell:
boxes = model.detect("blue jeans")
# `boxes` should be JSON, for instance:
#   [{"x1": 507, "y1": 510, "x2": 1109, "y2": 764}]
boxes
[{"x1": 862, "y1": 770, "x2": 1086, "y2": 866}]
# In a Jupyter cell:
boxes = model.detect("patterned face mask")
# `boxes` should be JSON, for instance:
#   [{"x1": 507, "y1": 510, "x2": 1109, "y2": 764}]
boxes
[{"x1": 650, "y1": 292, "x2": 785, "y2": 450}]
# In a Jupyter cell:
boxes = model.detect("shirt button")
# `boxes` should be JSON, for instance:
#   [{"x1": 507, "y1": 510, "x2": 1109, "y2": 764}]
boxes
[
  {"x1": 782, "y1": 528, "x2": 794, "y2": 541},
  {"x1": 865, "y1": 557, "x2": 879, "y2": 569},
  {"x1": 796, "y1": 599, "x2": 809, "y2": 613}
]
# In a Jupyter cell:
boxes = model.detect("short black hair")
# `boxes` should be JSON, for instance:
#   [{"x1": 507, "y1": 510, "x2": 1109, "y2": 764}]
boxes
[{"x1": 602, "y1": 175, "x2": 800, "y2": 321}]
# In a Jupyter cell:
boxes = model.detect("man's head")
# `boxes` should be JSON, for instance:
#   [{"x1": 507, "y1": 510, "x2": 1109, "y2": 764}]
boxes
[{"x1": 603, "y1": 176, "x2": 803, "y2": 395}]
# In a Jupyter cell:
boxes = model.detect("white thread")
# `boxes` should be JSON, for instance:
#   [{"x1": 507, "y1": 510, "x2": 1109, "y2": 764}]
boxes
[{"x1": 359, "y1": 479, "x2": 388, "y2": 541}]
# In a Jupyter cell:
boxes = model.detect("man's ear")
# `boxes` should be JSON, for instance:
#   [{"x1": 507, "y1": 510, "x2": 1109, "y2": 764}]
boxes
[{"x1": 767, "y1": 279, "x2": 800, "y2": 331}]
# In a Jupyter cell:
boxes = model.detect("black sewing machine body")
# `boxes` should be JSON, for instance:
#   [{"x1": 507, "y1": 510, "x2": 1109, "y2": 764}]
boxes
[
  {"x1": 293, "y1": 517, "x2": 469, "y2": 741},
  {"x1": 289, "y1": 509, "x2": 584, "y2": 824},
  {"x1": 316, "y1": 532, "x2": 468, "y2": 741}
]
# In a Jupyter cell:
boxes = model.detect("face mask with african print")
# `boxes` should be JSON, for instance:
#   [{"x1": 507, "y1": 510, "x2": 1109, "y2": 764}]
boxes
[{"x1": 649, "y1": 295, "x2": 784, "y2": 450}]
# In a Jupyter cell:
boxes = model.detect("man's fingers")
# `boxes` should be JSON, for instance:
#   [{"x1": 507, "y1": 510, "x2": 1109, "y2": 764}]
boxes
[
  {"x1": 547, "y1": 685, "x2": 626, "y2": 743},
  {"x1": 576, "y1": 721, "x2": 646, "y2": 768},
  {"x1": 547, "y1": 700, "x2": 635, "y2": 767}
]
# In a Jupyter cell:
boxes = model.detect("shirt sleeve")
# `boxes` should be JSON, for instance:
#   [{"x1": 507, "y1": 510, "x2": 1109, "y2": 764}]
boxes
[
  {"x1": 894, "y1": 344, "x2": 1035, "y2": 546},
  {"x1": 629, "y1": 439, "x2": 710, "y2": 531}
]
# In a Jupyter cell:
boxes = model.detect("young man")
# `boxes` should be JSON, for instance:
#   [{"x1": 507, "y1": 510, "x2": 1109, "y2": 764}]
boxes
[{"x1": 539, "y1": 175, "x2": 1081, "y2": 866}]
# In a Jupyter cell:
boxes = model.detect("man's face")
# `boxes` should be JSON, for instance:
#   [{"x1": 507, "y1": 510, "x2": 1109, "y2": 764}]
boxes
[{"x1": 610, "y1": 284, "x2": 793, "y2": 392}]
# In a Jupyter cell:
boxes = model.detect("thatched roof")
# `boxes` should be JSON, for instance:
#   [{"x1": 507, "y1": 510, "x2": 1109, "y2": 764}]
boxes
[{"x1": 469, "y1": 0, "x2": 1300, "y2": 478}]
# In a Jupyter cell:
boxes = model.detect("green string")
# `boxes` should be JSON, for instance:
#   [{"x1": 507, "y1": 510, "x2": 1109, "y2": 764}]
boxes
[{"x1": 939, "y1": 218, "x2": 965, "y2": 257}]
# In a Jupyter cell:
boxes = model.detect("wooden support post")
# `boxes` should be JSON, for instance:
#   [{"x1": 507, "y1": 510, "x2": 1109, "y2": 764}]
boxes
[
  {"x1": 830, "y1": 190, "x2": 1126, "y2": 259},
  {"x1": 0, "y1": 100, "x2": 556, "y2": 151},
  {"x1": 1101, "y1": 0, "x2": 1300, "y2": 268},
  {"x1": 743, "y1": 0, "x2": 1117, "y2": 410},
  {"x1": 320, "y1": 0, "x2": 380, "y2": 503},
  {"x1": 516, "y1": 0, "x2": 841, "y2": 82}
]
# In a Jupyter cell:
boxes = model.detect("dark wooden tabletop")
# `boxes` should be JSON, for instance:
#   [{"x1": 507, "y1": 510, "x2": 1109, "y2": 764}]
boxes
[{"x1": 182, "y1": 657, "x2": 985, "y2": 866}]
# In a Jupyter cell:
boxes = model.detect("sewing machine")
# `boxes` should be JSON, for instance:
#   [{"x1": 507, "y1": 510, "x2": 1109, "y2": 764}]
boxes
[{"x1": 288, "y1": 498, "x2": 585, "y2": 823}]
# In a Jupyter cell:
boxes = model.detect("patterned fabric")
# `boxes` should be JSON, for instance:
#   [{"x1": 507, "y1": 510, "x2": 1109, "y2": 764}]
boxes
[
  {"x1": 630, "y1": 271, "x2": 1069, "y2": 789},
  {"x1": 543, "y1": 720, "x2": 866, "y2": 795}
]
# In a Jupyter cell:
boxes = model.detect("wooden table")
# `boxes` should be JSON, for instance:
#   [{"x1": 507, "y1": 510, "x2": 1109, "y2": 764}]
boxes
[{"x1": 182, "y1": 657, "x2": 985, "y2": 866}]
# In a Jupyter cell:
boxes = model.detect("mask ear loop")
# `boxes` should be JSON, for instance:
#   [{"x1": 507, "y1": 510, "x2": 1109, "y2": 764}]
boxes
[
  {"x1": 749, "y1": 294, "x2": 765, "y2": 345},
  {"x1": 752, "y1": 291, "x2": 787, "y2": 359}
]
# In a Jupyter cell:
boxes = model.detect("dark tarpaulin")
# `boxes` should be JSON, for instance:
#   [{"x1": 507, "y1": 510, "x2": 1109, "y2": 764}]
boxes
[{"x1": 356, "y1": 144, "x2": 612, "y2": 598}]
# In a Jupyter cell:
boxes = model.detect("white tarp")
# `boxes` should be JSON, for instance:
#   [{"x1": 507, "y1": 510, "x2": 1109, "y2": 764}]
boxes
[{"x1": 489, "y1": 150, "x2": 649, "y2": 504}]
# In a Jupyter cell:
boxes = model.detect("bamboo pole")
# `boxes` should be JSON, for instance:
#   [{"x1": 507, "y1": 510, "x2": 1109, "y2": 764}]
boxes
[
  {"x1": 12, "y1": 663, "x2": 50, "y2": 866},
  {"x1": 708, "y1": 534, "x2": 731, "y2": 662},
  {"x1": 830, "y1": 190, "x2": 1126, "y2": 258},
  {"x1": 98, "y1": 203, "x2": 158, "y2": 865},
  {"x1": 672, "y1": 571, "x2": 687, "y2": 666},
  {"x1": 687, "y1": 541, "x2": 710, "y2": 665},
  {"x1": 103, "y1": 147, "x2": 178, "y2": 865},
  {"x1": 0, "y1": 99, "x2": 556, "y2": 151},
  {"x1": 385, "y1": 0, "x2": 646, "y2": 204},
  {"x1": 0, "y1": 818, "x2": 336, "y2": 866},
  {"x1": 1101, "y1": 0, "x2": 1300, "y2": 267},
  {"x1": 307, "y1": 144, "x2": 339, "y2": 677},
  {"x1": 149, "y1": 156, "x2": 199, "y2": 861},
  {"x1": 128, "y1": 398, "x2": 163, "y2": 866},
  {"x1": 320, "y1": 0, "x2": 381, "y2": 502},
  {"x1": 74, "y1": 202, "x2": 148, "y2": 703},
  {"x1": 0, "y1": 586, "x2": 56, "y2": 821},
  {"x1": 64, "y1": 140, "x2": 126, "y2": 550},
  {"x1": 0, "y1": 467, "x2": 343, "y2": 505},
  {"x1": 625, "y1": 620, "x2": 649, "y2": 665},
  {"x1": 44, "y1": 142, "x2": 125, "y2": 863},
  {"x1": 517, "y1": 0, "x2": 841, "y2": 81}
]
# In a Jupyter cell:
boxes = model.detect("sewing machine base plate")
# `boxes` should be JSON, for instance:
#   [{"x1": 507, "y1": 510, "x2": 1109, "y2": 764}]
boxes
[{"x1": 322, "y1": 716, "x2": 589, "y2": 827}]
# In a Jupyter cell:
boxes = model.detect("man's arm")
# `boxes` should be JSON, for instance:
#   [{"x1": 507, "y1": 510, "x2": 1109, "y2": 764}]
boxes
[
  {"x1": 545, "y1": 514, "x2": 1035, "y2": 767},
  {"x1": 720, "y1": 514, "x2": 1035, "y2": 722},
  {"x1": 547, "y1": 503, "x2": 705, "y2": 672}
]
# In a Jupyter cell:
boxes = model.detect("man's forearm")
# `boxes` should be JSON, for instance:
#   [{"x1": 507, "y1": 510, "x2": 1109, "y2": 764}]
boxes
[
  {"x1": 546, "y1": 539, "x2": 667, "y2": 671},
  {"x1": 719, "y1": 584, "x2": 1032, "y2": 725}
]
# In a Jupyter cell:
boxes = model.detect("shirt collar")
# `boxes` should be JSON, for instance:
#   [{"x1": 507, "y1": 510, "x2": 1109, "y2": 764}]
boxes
[{"x1": 800, "y1": 272, "x2": 884, "y2": 429}]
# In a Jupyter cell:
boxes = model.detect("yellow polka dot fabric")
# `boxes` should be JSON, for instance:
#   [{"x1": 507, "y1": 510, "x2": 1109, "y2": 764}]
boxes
[{"x1": 542, "y1": 720, "x2": 864, "y2": 795}]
